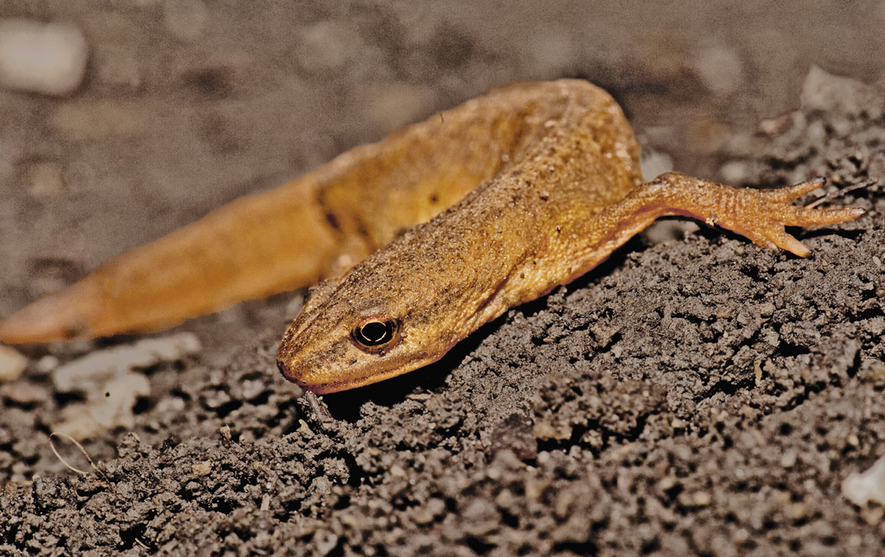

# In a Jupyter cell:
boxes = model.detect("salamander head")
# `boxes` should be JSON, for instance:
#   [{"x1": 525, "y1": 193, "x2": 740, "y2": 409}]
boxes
[
  {"x1": 276, "y1": 183, "x2": 528, "y2": 394},
  {"x1": 275, "y1": 250, "x2": 482, "y2": 393},
  {"x1": 276, "y1": 289, "x2": 452, "y2": 393}
]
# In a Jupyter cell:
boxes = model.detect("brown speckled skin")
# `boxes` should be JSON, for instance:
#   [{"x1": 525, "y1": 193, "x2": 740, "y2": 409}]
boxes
[
  {"x1": 0, "y1": 81, "x2": 864, "y2": 393},
  {"x1": 276, "y1": 80, "x2": 864, "y2": 393}
]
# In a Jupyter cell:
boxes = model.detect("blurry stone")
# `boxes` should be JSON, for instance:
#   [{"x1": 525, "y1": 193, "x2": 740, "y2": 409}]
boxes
[
  {"x1": 645, "y1": 220, "x2": 699, "y2": 246},
  {"x1": 52, "y1": 333, "x2": 201, "y2": 439},
  {"x1": 693, "y1": 43, "x2": 744, "y2": 96},
  {"x1": 640, "y1": 148, "x2": 674, "y2": 181},
  {"x1": 49, "y1": 99, "x2": 151, "y2": 140},
  {"x1": 719, "y1": 160, "x2": 750, "y2": 184},
  {"x1": 53, "y1": 332, "x2": 201, "y2": 393},
  {"x1": 294, "y1": 21, "x2": 360, "y2": 73},
  {"x1": 843, "y1": 454, "x2": 885, "y2": 506},
  {"x1": 0, "y1": 380, "x2": 46, "y2": 405},
  {"x1": 55, "y1": 372, "x2": 151, "y2": 440},
  {"x1": 35, "y1": 355, "x2": 60, "y2": 374},
  {"x1": 801, "y1": 65, "x2": 883, "y2": 117},
  {"x1": 0, "y1": 344, "x2": 28, "y2": 381},
  {"x1": 164, "y1": 0, "x2": 209, "y2": 41},
  {"x1": 0, "y1": 19, "x2": 88, "y2": 96},
  {"x1": 25, "y1": 161, "x2": 66, "y2": 198}
]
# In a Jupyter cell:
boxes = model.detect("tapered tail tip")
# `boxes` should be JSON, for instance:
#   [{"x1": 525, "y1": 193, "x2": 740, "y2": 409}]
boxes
[{"x1": 0, "y1": 291, "x2": 92, "y2": 344}]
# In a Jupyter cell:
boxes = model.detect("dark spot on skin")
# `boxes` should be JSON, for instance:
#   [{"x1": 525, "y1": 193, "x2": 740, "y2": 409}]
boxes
[
  {"x1": 429, "y1": 193, "x2": 439, "y2": 205},
  {"x1": 324, "y1": 212, "x2": 341, "y2": 232},
  {"x1": 355, "y1": 219, "x2": 371, "y2": 241}
]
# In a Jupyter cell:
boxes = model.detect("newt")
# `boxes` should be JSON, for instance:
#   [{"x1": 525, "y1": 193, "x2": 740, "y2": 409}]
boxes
[{"x1": 0, "y1": 80, "x2": 865, "y2": 394}]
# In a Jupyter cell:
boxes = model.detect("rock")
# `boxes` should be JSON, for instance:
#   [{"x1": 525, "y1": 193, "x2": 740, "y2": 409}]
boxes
[
  {"x1": 294, "y1": 21, "x2": 361, "y2": 73},
  {"x1": 53, "y1": 332, "x2": 201, "y2": 393},
  {"x1": 49, "y1": 99, "x2": 152, "y2": 141},
  {"x1": 0, "y1": 344, "x2": 28, "y2": 381},
  {"x1": 801, "y1": 65, "x2": 883, "y2": 117},
  {"x1": 25, "y1": 161, "x2": 66, "y2": 199},
  {"x1": 0, "y1": 380, "x2": 47, "y2": 405},
  {"x1": 843, "y1": 454, "x2": 885, "y2": 506},
  {"x1": 0, "y1": 19, "x2": 88, "y2": 96},
  {"x1": 693, "y1": 43, "x2": 744, "y2": 96},
  {"x1": 52, "y1": 333, "x2": 202, "y2": 439}
]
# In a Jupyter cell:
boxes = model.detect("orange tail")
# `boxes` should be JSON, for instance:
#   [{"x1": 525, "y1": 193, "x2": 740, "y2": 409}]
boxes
[{"x1": 0, "y1": 178, "x2": 341, "y2": 343}]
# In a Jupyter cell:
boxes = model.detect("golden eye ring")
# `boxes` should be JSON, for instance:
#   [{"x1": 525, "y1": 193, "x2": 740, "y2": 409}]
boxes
[{"x1": 351, "y1": 318, "x2": 400, "y2": 353}]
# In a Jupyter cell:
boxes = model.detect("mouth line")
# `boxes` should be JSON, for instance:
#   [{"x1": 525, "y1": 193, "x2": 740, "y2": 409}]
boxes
[{"x1": 279, "y1": 349, "x2": 440, "y2": 394}]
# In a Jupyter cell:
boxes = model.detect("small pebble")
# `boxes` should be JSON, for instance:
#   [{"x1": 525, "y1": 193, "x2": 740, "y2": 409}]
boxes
[
  {"x1": 49, "y1": 99, "x2": 152, "y2": 141},
  {"x1": 51, "y1": 333, "x2": 201, "y2": 439},
  {"x1": 35, "y1": 355, "x2": 60, "y2": 374},
  {"x1": 843, "y1": 454, "x2": 885, "y2": 506},
  {"x1": 191, "y1": 460, "x2": 212, "y2": 476},
  {"x1": 0, "y1": 19, "x2": 88, "y2": 96},
  {"x1": 693, "y1": 43, "x2": 744, "y2": 96},
  {"x1": 25, "y1": 161, "x2": 66, "y2": 198},
  {"x1": 0, "y1": 344, "x2": 28, "y2": 381},
  {"x1": 639, "y1": 148, "x2": 674, "y2": 181},
  {"x1": 801, "y1": 65, "x2": 874, "y2": 115},
  {"x1": 294, "y1": 21, "x2": 360, "y2": 73},
  {"x1": 0, "y1": 380, "x2": 47, "y2": 405}
]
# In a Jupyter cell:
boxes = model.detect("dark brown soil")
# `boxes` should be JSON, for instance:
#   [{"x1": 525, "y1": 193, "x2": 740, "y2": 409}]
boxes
[{"x1": 1, "y1": 2, "x2": 884, "y2": 556}]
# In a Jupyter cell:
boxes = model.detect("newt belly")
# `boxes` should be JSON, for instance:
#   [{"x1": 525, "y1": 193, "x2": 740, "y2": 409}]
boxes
[{"x1": 0, "y1": 80, "x2": 865, "y2": 394}]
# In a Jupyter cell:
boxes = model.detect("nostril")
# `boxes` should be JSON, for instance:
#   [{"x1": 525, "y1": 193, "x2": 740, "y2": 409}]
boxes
[
  {"x1": 276, "y1": 359, "x2": 291, "y2": 379},
  {"x1": 277, "y1": 359, "x2": 316, "y2": 390}
]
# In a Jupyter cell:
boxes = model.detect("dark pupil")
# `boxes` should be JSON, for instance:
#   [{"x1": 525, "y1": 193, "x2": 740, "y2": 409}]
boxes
[{"x1": 357, "y1": 321, "x2": 393, "y2": 346}]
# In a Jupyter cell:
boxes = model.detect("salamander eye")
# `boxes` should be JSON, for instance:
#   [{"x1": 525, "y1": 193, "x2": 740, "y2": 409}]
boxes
[{"x1": 351, "y1": 318, "x2": 400, "y2": 353}]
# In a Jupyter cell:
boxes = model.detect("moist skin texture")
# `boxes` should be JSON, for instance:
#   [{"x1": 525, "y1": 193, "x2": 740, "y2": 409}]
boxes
[{"x1": 0, "y1": 80, "x2": 865, "y2": 394}]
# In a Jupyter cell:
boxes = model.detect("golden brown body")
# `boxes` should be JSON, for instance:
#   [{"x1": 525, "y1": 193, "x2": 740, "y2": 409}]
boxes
[
  {"x1": 276, "y1": 80, "x2": 864, "y2": 393},
  {"x1": 0, "y1": 80, "x2": 864, "y2": 395}
]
